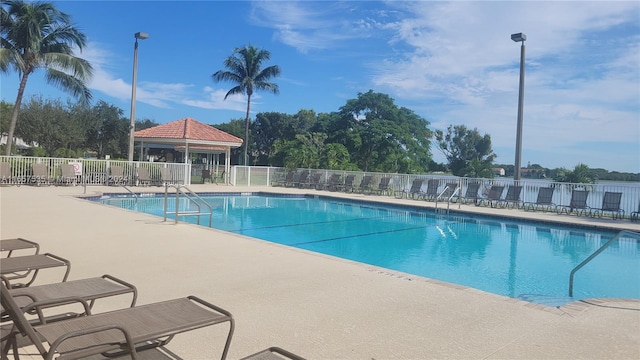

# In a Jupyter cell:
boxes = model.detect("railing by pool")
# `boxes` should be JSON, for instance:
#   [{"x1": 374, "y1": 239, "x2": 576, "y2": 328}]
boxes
[
  {"x1": 2, "y1": 157, "x2": 639, "y2": 219},
  {"x1": 230, "y1": 166, "x2": 640, "y2": 219},
  {"x1": 0, "y1": 156, "x2": 191, "y2": 187},
  {"x1": 569, "y1": 230, "x2": 640, "y2": 296}
]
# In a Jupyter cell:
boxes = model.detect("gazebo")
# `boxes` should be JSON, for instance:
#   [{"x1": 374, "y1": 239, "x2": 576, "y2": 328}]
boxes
[{"x1": 133, "y1": 117, "x2": 243, "y2": 184}]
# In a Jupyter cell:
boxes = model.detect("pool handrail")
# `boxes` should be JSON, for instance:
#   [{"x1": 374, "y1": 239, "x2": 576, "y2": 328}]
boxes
[
  {"x1": 163, "y1": 184, "x2": 213, "y2": 227},
  {"x1": 568, "y1": 230, "x2": 640, "y2": 297},
  {"x1": 435, "y1": 184, "x2": 460, "y2": 215}
]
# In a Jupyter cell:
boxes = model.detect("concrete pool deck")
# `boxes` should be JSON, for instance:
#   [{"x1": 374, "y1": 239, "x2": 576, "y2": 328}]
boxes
[{"x1": 1, "y1": 184, "x2": 639, "y2": 359}]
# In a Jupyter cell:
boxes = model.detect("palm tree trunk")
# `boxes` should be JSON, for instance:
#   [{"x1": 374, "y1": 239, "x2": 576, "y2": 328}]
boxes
[
  {"x1": 244, "y1": 95, "x2": 251, "y2": 165},
  {"x1": 4, "y1": 73, "x2": 30, "y2": 156}
]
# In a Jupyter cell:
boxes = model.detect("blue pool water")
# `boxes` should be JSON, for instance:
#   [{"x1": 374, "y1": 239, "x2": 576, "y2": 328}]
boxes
[{"x1": 97, "y1": 193, "x2": 640, "y2": 305}]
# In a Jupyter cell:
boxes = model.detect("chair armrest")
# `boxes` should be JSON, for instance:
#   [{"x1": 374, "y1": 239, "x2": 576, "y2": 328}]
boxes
[
  {"x1": 187, "y1": 295, "x2": 235, "y2": 360},
  {"x1": 22, "y1": 296, "x2": 92, "y2": 324},
  {"x1": 102, "y1": 274, "x2": 138, "y2": 307},
  {"x1": 42, "y1": 253, "x2": 72, "y2": 283},
  {"x1": 187, "y1": 295, "x2": 234, "y2": 320},
  {"x1": 47, "y1": 324, "x2": 137, "y2": 360}
]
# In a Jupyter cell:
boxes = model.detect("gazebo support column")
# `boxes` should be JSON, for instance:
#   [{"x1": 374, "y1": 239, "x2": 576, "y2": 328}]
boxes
[{"x1": 184, "y1": 143, "x2": 190, "y2": 185}]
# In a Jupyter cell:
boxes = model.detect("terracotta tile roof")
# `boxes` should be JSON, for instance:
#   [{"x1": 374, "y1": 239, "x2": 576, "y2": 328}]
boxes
[{"x1": 134, "y1": 117, "x2": 243, "y2": 144}]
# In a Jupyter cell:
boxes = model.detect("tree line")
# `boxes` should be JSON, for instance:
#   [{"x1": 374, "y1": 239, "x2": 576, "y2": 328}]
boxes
[
  {"x1": 0, "y1": 90, "x2": 440, "y2": 173},
  {"x1": 0, "y1": 98, "x2": 158, "y2": 159},
  {"x1": 3, "y1": 94, "x2": 637, "y2": 182}
]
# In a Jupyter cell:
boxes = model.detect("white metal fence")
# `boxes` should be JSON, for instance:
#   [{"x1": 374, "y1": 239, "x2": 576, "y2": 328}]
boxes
[
  {"x1": 230, "y1": 166, "x2": 640, "y2": 218},
  {"x1": 0, "y1": 156, "x2": 191, "y2": 187},
  {"x1": 2, "y1": 157, "x2": 638, "y2": 219}
]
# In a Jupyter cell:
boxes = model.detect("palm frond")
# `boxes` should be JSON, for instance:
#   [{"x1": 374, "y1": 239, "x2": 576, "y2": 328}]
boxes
[
  {"x1": 42, "y1": 52, "x2": 93, "y2": 80},
  {"x1": 45, "y1": 67, "x2": 92, "y2": 103},
  {"x1": 223, "y1": 86, "x2": 245, "y2": 99}
]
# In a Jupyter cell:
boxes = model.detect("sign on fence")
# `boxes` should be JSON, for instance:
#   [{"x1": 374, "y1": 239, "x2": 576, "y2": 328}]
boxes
[{"x1": 70, "y1": 162, "x2": 82, "y2": 176}]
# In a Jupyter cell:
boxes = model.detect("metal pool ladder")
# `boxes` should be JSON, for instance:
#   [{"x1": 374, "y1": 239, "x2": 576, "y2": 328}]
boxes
[
  {"x1": 120, "y1": 185, "x2": 138, "y2": 203},
  {"x1": 568, "y1": 230, "x2": 640, "y2": 297},
  {"x1": 434, "y1": 186, "x2": 460, "y2": 215},
  {"x1": 163, "y1": 184, "x2": 213, "y2": 227}
]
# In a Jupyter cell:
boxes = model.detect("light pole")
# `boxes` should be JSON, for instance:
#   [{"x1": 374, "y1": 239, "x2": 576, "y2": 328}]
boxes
[
  {"x1": 511, "y1": 32, "x2": 526, "y2": 181},
  {"x1": 128, "y1": 32, "x2": 149, "y2": 162}
]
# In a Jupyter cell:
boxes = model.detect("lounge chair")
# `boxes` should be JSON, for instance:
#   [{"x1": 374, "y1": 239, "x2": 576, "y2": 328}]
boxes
[
  {"x1": 240, "y1": 347, "x2": 306, "y2": 360},
  {"x1": 57, "y1": 164, "x2": 78, "y2": 186},
  {"x1": 477, "y1": 185, "x2": 504, "y2": 207},
  {"x1": 422, "y1": 179, "x2": 440, "y2": 201},
  {"x1": 631, "y1": 201, "x2": 640, "y2": 222},
  {"x1": 273, "y1": 170, "x2": 295, "y2": 187},
  {"x1": 557, "y1": 189, "x2": 590, "y2": 216},
  {"x1": 458, "y1": 183, "x2": 481, "y2": 204},
  {"x1": 159, "y1": 167, "x2": 173, "y2": 185},
  {"x1": 523, "y1": 187, "x2": 556, "y2": 212},
  {"x1": 353, "y1": 175, "x2": 373, "y2": 194},
  {"x1": 283, "y1": 170, "x2": 299, "y2": 187},
  {"x1": 439, "y1": 182, "x2": 459, "y2": 201},
  {"x1": 284, "y1": 170, "x2": 300, "y2": 187},
  {"x1": 108, "y1": 166, "x2": 127, "y2": 186},
  {"x1": 396, "y1": 179, "x2": 424, "y2": 199},
  {"x1": 137, "y1": 167, "x2": 152, "y2": 186},
  {"x1": 338, "y1": 174, "x2": 356, "y2": 193},
  {"x1": 1, "y1": 162, "x2": 15, "y2": 185},
  {"x1": 200, "y1": 169, "x2": 212, "y2": 184},
  {"x1": 591, "y1": 191, "x2": 624, "y2": 219},
  {"x1": 0, "y1": 253, "x2": 71, "y2": 288},
  {"x1": 213, "y1": 170, "x2": 226, "y2": 184},
  {"x1": 302, "y1": 172, "x2": 323, "y2": 189},
  {"x1": 294, "y1": 170, "x2": 310, "y2": 188},
  {"x1": 31, "y1": 163, "x2": 51, "y2": 186},
  {"x1": 0, "y1": 238, "x2": 39, "y2": 258},
  {"x1": 2, "y1": 274, "x2": 137, "y2": 324},
  {"x1": 369, "y1": 177, "x2": 391, "y2": 195},
  {"x1": 323, "y1": 173, "x2": 342, "y2": 191},
  {"x1": 498, "y1": 185, "x2": 523, "y2": 209},
  {"x1": 0, "y1": 283, "x2": 235, "y2": 360}
]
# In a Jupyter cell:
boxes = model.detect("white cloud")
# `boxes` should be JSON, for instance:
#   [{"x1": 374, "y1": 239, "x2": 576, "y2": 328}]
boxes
[
  {"x1": 249, "y1": 1, "x2": 377, "y2": 53},
  {"x1": 80, "y1": 41, "x2": 250, "y2": 114},
  {"x1": 361, "y1": 1, "x2": 639, "y2": 171},
  {"x1": 183, "y1": 87, "x2": 247, "y2": 112}
]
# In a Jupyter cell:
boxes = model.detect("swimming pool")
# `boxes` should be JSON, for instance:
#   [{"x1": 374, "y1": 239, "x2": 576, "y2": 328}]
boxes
[{"x1": 96, "y1": 193, "x2": 640, "y2": 306}]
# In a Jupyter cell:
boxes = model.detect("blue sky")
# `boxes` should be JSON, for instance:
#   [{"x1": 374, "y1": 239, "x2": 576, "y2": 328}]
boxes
[{"x1": 1, "y1": 1, "x2": 639, "y2": 173}]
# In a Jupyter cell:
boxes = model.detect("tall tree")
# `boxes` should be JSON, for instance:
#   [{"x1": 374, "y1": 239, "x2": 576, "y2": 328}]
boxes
[
  {"x1": 80, "y1": 100, "x2": 127, "y2": 159},
  {"x1": 435, "y1": 125, "x2": 496, "y2": 177},
  {"x1": 0, "y1": 0, "x2": 93, "y2": 156},
  {"x1": 252, "y1": 109, "x2": 316, "y2": 165},
  {"x1": 17, "y1": 96, "x2": 84, "y2": 156},
  {"x1": 212, "y1": 44, "x2": 280, "y2": 165},
  {"x1": 326, "y1": 90, "x2": 432, "y2": 173}
]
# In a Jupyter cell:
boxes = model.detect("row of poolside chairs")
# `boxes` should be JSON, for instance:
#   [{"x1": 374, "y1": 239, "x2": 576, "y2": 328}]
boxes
[
  {"x1": 395, "y1": 179, "x2": 460, "y2": 202},
  {"x1": 272, "y1": 172, "x2": 633, "y2": 220},
  {"x1": 400, "y1": 180, "x2": 630, "y2": 220},
  {"x1": 0, "y1": 162, "x2": 174, "y2": 187},
  {"x1": 0, "y1": 238, "x2": 305, "y2": 360},
  {"x1": 387, "y1": 178, "x2": 632, "y2": 220},
  {"x1": 273, "y1": 171, "x2": 394, "y2": 195}
]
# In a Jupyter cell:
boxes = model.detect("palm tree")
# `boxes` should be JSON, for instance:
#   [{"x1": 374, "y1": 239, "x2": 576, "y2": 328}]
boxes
[
  {"x1": 212, "y1": 45, "x2": 280, "y2": 165},
  {"x1": 0, "y1": 0, "x2": 93, "y2": 156}
]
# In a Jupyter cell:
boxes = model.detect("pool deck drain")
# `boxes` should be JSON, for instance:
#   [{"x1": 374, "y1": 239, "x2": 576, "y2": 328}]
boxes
[{"x1": 1, "y1": 184, "x2": 638, "y2": 359}]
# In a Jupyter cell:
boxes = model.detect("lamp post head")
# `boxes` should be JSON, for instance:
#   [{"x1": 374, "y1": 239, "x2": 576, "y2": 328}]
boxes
[
  {"x1": 135, "y1": 32, "x2": 149, "y2": 40},
  {"x1": 511, "y1": 33, "x2": 526, "y2": 42}
]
